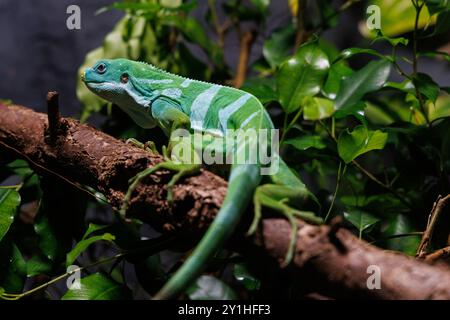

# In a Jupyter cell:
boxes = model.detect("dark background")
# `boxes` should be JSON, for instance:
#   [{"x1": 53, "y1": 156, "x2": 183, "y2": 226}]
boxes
[{"x1": 0, "y1": 0, "x2": 448, "y2": 119}]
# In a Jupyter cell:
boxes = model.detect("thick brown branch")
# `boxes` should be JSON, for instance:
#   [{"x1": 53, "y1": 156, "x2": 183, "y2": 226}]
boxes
[{"x1": 1, "y1": 104, "x2": 450, "y2": 299}]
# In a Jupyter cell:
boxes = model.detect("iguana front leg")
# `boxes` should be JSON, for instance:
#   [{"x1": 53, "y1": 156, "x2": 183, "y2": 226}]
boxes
[
  {"x1": 120, "y1": 98, "x2": 201, "y2": 218},
  {"x1": 126, "y1": 138, "x2": 159, "y2": 155}
]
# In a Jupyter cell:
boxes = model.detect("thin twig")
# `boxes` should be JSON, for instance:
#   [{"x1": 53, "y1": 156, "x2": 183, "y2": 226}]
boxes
[
  {"x1": 324, "y1": 161, "x2": 346, "y2": 222},
  {"x1": 208, "y1": 0, "x2": 225, "y2": 50},
  {"x1": 416, "y1": 194, "x2": 450, "y2": 259},
  {"x1": 424, "y1": 246, "x2": 450, "y2": 262},
  {"x1": 294, "y1": 0, "x2": 308, "y2": 50},
  {"x1": 234, "y1": 30, "x2": 255, "y2": 88}
]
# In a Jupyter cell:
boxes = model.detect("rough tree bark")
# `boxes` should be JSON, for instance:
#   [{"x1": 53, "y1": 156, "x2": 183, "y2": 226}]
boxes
[{"x1": 1, "y1": 104, "x2": 449, "y2": 300}]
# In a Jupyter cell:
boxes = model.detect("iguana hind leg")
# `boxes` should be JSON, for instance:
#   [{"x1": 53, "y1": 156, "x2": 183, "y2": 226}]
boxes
[{"x1": 248, "y1": 158, "x2": 322, "y2": 266}]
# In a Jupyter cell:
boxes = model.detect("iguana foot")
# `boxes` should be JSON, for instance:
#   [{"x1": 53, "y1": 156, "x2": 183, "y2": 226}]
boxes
[
  {"x1": 120, "y1": 161, "x2": 201, "y2": 218},
  {"x1": 126, "y1": 138, "x2": 159, "y2": 155},
  {"x1": 248, "y1": 184, "x2": 322, "y2": 266}
]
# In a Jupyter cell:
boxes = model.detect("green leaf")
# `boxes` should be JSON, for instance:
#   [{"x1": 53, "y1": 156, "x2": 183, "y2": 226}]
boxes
[
  {"x1": 383, "y1": 214, "x2": 420, "y2": 256},
  {"x1": 284, "y1": 135, "x2": 326, "y2": 151},
  {"x1": 0, "y1": 244, "x2": 27, "y2": 293},
  {"x1": 334, "y1": 59, "x2": 391, "y2": 118},
  {"x1": 249, "y1": 0, "x2": 270, "y2": 15},
  {"x1": 322, "y1": 62, "x2": 354, "y2": 99},
  {"x1": 372, "y1": 30, "x2": 409, "y2": 47},
  {"x1": 337, "y1": 48, "x2": 386, "y2": 61},
  {"x1": 0, "y1": 188, "x2": 20, "y2": 242},
  {"x1": 26, "y1": 255, "x2": 52, "y2": 277},
  {"x1": 344, "y1": 210, "x2": 380, "y2": 238},
  {"x1": 426, "y1": 0, "x2": 450, "y2": 15},
  {"x1": 429, "y1": 95, "x2": 450, "y2": 121},
  {"x1": 178, "y1": 17, "x2": 214, "y2": 53},
  {"x1": 303, "y1": 96, "x2": 335, "y2": 120},
  {"x1": 34, "y1": 213, "x2": 62, "y2": 262},
  {"x1": 5, "y1": 159, "x2": 34, "y2": 179},
  {"x1": 66, "y1": 233, "x2": 115, "y2": 267},
  {"x1": 337, "y1": 126, "x2": 388, "y2": 163},
  {"x1": 276, "y1": 43, "x2": 330, "y2": 113},
  {"x1": 233, "y1": 263, "x2": 260, "y2": 291},
  {"x1": 241, "y1": 78, "x2": 277, "y2": 104},
  {"x1": 82, "y1": 223, "x2": 108, "y2": 240},
  {"x1": 186, "y1": 275, "x2": 238, "y2": 300},
  {"x1": 433, "y1": 9, "x2": 450, "y2": 35},
  {"x1": 413, "y1": 73, "x2": 440, "y2": 104},
  {"x1": 263, "y1": 25, "x2": 295, "y2": 69},
  {"x1": 160, "y1": 0, "x2": 182, "y2": 8},
  {"x1": 364, "y1": 102, "x2": 396, "y2": 125},
  {"x1": 362, "y1": 0, "x2": 435, "y2": 37},
  {"x1": 419, "y1": 51, "x2": 450, "y2": 62},
  {"x1": 62, "y1": 273, "x2": 131, "y2": 300}
]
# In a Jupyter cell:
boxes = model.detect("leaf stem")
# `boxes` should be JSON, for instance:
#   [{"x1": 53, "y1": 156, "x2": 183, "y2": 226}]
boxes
[
  {"x1": 280, "y1": 106, "x2": 304, "y2": 144},
  {"x1": 324, "y1": 161, "x2": 346, "y2": 222},
  {"x1": 411, "y1": 0, "x2": 431, "y2": 127}
]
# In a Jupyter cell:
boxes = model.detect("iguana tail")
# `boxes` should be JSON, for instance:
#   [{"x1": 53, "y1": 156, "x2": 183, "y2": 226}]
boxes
[{"x1": 153, "y1": 163, "x2": 261, "y2": 300}]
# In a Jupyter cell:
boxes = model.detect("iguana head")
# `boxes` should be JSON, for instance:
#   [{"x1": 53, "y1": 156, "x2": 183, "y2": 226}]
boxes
[{"x1": 82, "y1": 58, "x2": 158, "y2": 128}]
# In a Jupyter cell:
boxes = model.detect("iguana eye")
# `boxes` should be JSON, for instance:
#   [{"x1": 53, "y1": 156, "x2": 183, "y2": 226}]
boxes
[
  {"x1": 95, "y1": 63, "x2": 106, "y2": 74},
  {"x1": 121, "y1": 73, "x2": 129, "y2": 84}
]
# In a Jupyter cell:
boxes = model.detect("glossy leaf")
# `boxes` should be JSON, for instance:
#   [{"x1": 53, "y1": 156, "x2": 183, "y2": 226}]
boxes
[
  {"x1": 34, "y1": 214, "x2": 63, "y2": 262},
  {"x1": 322, "y1": 62, "x2": 354, "y2": 99},
  {"x1": 372, "y1": 30, "x2": 409, "y2": 46},
  {"x1": 263, "y1": 25, "x2": 295, "y2": 69},
  {"x1": 426, "y1": 0, "x2": 450, "y2": 15},
  {"x1": 383, "y1": 214, "x2": 420, "y2": 256},
  {"x1": 187, "y1": 275, "x2": 238, "y2": 300},
  {"x1": 284, "y1": 135, "x2": 326, "y2": 151},
  {"x1": 334, "y1": 59, "x2": 391, "y2": 118},
  {"x1": 419, "y1": 51, "x2": 450, "y2": 62},
  {"x1": 26, "y1": 255, "x2": 52, "y2": 277},
  {"x1": 362, "y1": 0, "x2": 435, "y2": 37},
  {"x1": 429, "y1": 95, "x2": 450, "y2": 121},
  {"x1": 66, "y1": 233, "x2": 115, "y2": 267},
  {"x1": 344, "y1": 210, "x2": 380, "y2": 238},
  {"x1": 413, "y1": 73, "x2": 440, "y2": 104},
  {"x1": 433, "y1": 9, "x2": 450, "y2": 35},
  {"x1": 62, "y1": 273, "x2": 131, "y2": 300},
  {"x1": 337, "y1": 126, "x2": 388, "y2": 163},
  {"x1": 82, "y1": 223, "x2": 108, "y2": 240},
  {"x1": 276, "y1": 43, "x2": 330, "y2": 113},
  {"x1": 0, "y1": 244, "x2": 27, "y2": 293},
  {"x1": 303, "y1": 96, "x2": 335, "y2": 120},
  {"x1": 241, "y1": 78, "x2": 277, "y2": 104},
  {"x1": 0, "y1": 188, "x2": 20, "y2": 242},
  {"x1": 249, "y1": 0, "x2": 270, "y2": 14},
  {"x1": 233, "y1": 263, "x2": 261, "y2": 291},
  {"x1": 337, "y1": 48, "x2": 386, "y2": 61}
]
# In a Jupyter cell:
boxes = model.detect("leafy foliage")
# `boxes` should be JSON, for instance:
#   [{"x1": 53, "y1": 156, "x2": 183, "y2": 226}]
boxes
[{"x1": 1, "y1": 0, "x2": 450, "y2": 300}]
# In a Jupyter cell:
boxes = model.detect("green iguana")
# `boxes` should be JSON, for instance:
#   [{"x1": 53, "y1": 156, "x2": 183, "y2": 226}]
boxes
[{"x1": 82, "y1": 58, "x2": 321, "y2": 300}]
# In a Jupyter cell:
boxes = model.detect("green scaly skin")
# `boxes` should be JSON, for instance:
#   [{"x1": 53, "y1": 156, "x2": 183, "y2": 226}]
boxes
[{"x1": 83, "y1": 59, "x2": 322, "y2": 300}]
